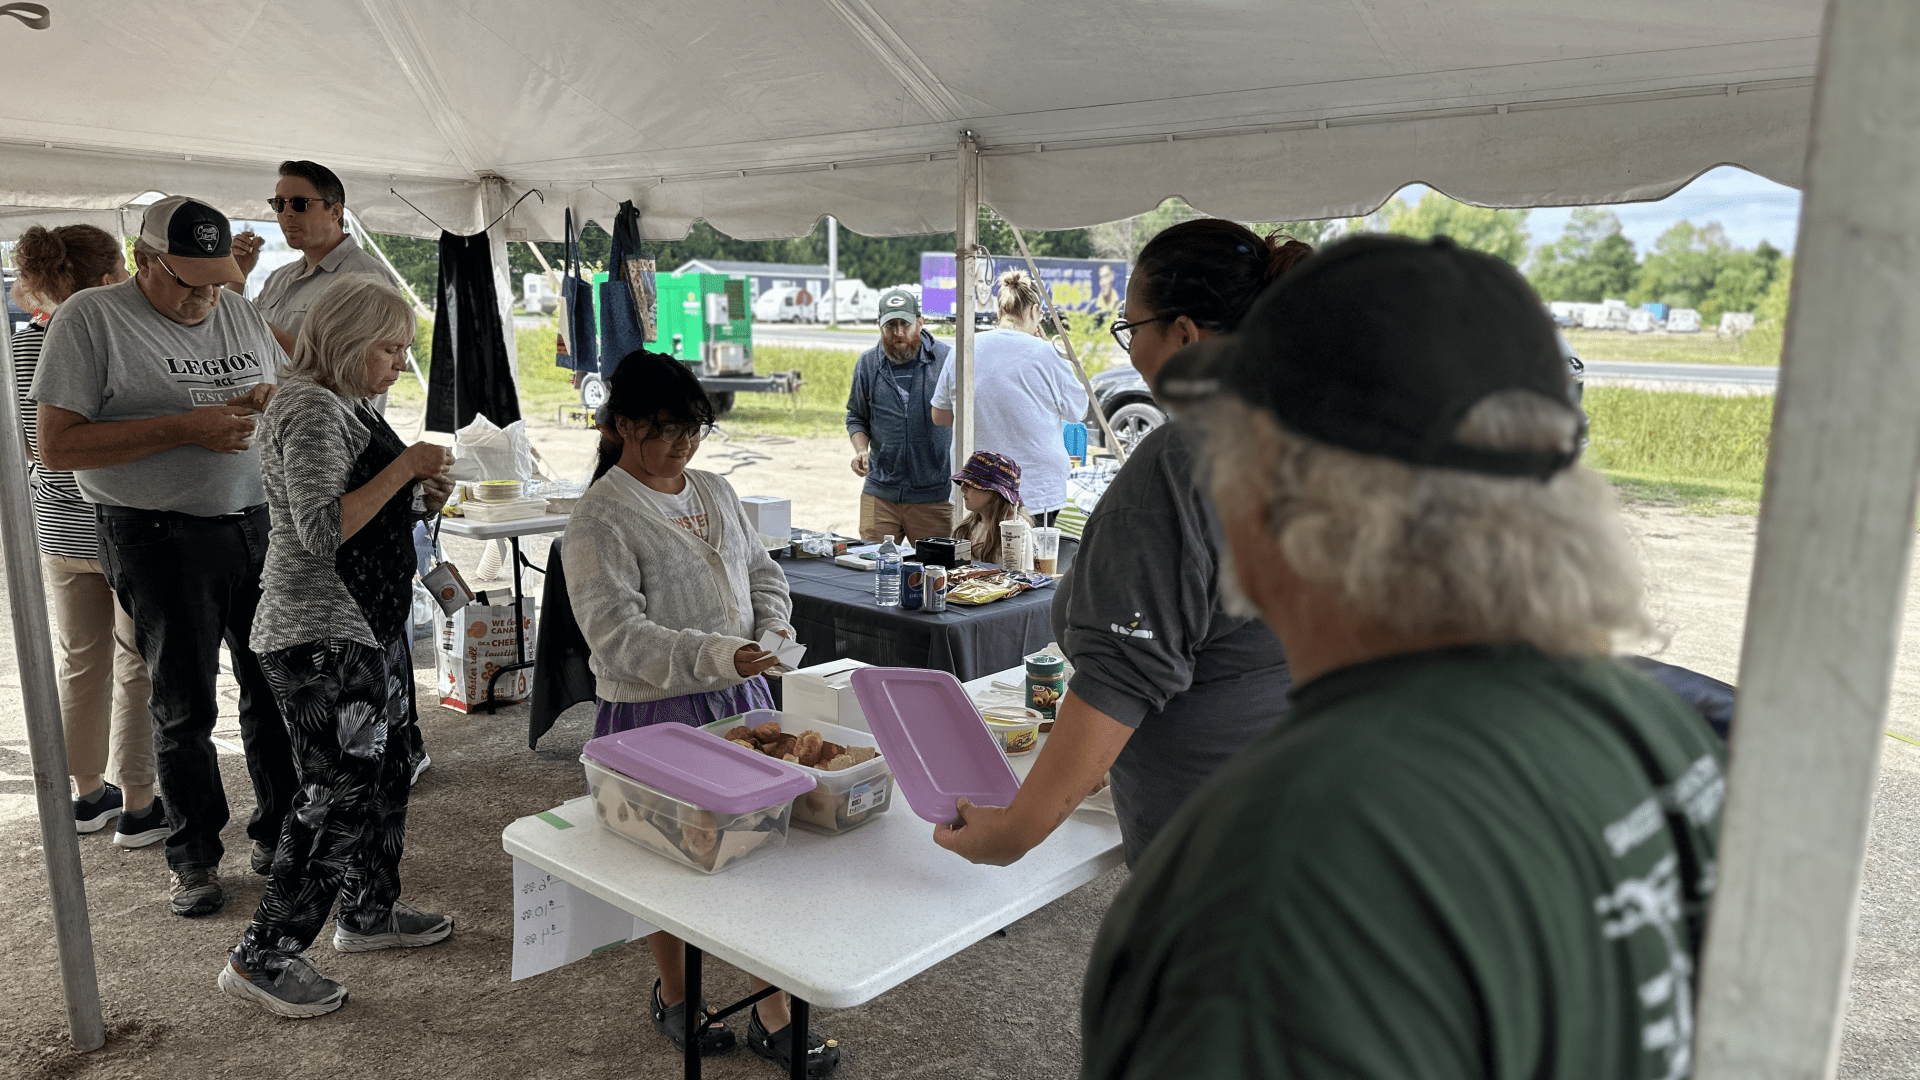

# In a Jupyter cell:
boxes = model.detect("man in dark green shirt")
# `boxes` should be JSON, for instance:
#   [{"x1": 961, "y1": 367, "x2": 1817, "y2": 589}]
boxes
[{"x1": 1082, "y1": 235, "x2": 1722, "y2": 1080}]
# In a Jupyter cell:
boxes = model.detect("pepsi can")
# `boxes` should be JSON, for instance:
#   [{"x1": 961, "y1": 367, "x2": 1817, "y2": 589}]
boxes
[
  {"x1": 924, "y1": 564, "x2": 949, "y2": 612},
  {"x1": 899, "y1": 562, "x2": 925, "y2": 610}
]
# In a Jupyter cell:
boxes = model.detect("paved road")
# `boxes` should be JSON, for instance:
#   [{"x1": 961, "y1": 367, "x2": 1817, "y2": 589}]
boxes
[
  {"x1": 1583, "y1": 360, "x2": 1778, "y2": 387},
  {"x1": 756, "y1": 323, "x2": 1784, "y2": 389}
]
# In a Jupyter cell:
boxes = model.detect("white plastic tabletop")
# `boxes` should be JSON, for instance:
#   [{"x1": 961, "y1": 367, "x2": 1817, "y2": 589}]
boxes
[
  {"x1": 500, "y1": 668, "x2": 1123, "y2": 1008},
  {"x1": 437, "y1": 512, "x2": 572, "y2": 542}
]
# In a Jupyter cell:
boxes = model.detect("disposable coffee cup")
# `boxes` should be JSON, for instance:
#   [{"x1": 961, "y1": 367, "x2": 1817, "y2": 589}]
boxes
[
  {"x1": 1031, "y1": 527, "x2": 1061, "y2": 575},
  {"x1": 998, "y1": 518, "x2": 1031, "y2": 571}
]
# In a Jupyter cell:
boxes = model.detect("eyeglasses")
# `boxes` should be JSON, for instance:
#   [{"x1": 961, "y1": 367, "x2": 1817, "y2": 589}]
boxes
[
  {"x1": 268, "y1": 196, "x2": 335, "y2": 214},
  {"x1": 1109, "y1": 315, "x2": 1173, "y2": 353},
  {"x1": 152, "y1": 256, "x2": 219, "y2": 293},
  {"x1": 648, "y1": 421, "x2": 717, "y2": 444}
]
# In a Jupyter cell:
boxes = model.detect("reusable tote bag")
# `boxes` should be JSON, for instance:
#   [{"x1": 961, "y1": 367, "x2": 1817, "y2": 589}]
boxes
[
  {"x1": 559, "y1": 208, "x2": 598, "y2": 377},
  {"x1": 598, "y1": 201, "x2": 650, "y2": 362},
  {"x1": 613, "y1": 200, "x2": 658, "y2": 341}
]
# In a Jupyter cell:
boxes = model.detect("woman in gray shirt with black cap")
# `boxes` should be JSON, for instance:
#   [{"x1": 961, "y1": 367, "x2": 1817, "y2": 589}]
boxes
[{"x1": 936, "y1": 220, "x2": 1312, "y2": 868}]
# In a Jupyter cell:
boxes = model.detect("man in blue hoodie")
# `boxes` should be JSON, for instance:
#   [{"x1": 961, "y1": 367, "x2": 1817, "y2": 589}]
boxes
[{"x1": 845, "y1": 287, "x2": 954, "y2": 542}]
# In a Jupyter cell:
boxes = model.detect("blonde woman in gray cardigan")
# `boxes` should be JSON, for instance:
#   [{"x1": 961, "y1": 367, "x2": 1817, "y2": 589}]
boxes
[{"x1": 564, "y1": 350, "x2": 841, "y2": 1076}]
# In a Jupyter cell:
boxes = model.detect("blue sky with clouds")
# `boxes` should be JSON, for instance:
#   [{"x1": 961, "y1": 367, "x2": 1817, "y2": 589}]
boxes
[{"x1": 1398, "y1": 165, "x2": 1803, "y2": 258}]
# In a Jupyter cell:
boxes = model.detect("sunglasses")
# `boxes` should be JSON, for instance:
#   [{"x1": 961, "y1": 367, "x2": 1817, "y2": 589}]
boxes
[
  {"x1": 152, "y1": 256, "x2": 219, "y2": 293},
  {"x1": 268, "y1": 196, "x2": 335, "y2": 214}
]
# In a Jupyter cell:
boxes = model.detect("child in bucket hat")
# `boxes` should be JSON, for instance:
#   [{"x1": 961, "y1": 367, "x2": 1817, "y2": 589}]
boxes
[{"x1": 952, "y1": 451, "x2": 1031, "y2": 567}]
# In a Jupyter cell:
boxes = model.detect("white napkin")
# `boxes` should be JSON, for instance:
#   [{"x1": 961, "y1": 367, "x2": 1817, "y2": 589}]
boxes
[{"x1": 758, "y1": 631, "x2": 807, "y2": 673}]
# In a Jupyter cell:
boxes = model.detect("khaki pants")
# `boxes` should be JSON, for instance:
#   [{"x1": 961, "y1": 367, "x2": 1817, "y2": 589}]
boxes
[
  {"x1": 44, "y1": 554, "x2": 155, "y2": 792},
  {"x1": 859, "y1": 494, "x2": 956, "y2": 544}
]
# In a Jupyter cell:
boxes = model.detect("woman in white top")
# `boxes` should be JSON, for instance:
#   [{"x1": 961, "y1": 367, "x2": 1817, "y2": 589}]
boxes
[
  {"x1": 930, "y1": 269, "x2": 1089, "y2": 521},
  {"x1": 563, "y1": 349, "x2": 841, "y2": 1076}
]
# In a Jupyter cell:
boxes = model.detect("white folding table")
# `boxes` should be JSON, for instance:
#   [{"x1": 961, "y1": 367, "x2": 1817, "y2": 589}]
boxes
[
  {"x1": 500, "y1": 665, "x2": 1123, "y2": 1079},
  {"x1": 437, "y1": 512, "x2": 571, "y2": 712}
]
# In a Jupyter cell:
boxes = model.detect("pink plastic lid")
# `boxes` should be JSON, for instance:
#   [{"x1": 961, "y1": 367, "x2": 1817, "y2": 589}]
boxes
[
  {"x1": 583, "y1": 724, "x2": 814, "y2": 816},
  {"x1": 850, "y1": 667, "x2": 1020, "y2": 823}
]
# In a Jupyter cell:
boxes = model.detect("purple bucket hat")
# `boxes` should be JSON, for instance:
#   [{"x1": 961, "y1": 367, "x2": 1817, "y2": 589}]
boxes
[{"x1": 952, "y1": 450, "x2": 1023, "y2": 507}]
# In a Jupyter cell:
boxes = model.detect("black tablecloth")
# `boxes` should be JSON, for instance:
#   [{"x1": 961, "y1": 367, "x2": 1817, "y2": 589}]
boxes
[{"x1": 782, "y1": 556, "x2": 1058, "y2": 682}]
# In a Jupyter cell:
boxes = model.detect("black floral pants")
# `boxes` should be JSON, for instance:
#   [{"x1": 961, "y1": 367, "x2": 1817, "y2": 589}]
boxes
[{"x1": 236, "y1": 635, "x2": 415, "y2": 969}]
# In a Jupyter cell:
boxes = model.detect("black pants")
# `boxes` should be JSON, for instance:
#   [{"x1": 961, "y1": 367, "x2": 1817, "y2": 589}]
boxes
[
  {"x1": 98, "y1": 504, "x2": 296, "y2": 872},
  {"x1": 238, "y1": 635, "x2": 414, "y2": 967}
]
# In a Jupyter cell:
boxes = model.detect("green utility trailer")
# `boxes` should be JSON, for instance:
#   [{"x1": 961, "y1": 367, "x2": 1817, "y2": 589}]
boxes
[{"x1": 564, "y1": 270, "x2": 800, "y2": 415}]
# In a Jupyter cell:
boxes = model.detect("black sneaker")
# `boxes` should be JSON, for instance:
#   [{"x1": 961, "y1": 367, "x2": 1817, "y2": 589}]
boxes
[
  {"x1": 217, "y1": 954, "x2": 348, "y2": 1018},
  {"x1": 250, "y1": 839, "x2": 274, "y2": 876},
  {"x1": 74, "y1": 783, "x2": 123, "y2": 834},
  {"x1": 168, "y1": 866, "x2": 225, "y2": 918},
  {"x1": 113, "y1": 796, "x2": 168, "y2": 849},
  {"x1": 332, "y1": 900, "x2": 454, "y2": 952}
]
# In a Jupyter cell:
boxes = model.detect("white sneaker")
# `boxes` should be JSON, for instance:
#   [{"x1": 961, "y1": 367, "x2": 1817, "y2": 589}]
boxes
[{"x1": 410, "y1": 752, "x2": 431, "y2": 787}]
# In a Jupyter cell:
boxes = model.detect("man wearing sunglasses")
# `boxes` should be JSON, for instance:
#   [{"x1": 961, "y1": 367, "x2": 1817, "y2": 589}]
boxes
[
  {"x1": 31, "y1": 195, "x2": 298, "y2": 919},
  {"x1": 252, "y1": 160, "x2": 400, "y2": 358}
]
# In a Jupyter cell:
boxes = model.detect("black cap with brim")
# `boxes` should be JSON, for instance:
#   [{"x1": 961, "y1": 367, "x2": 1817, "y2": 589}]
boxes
[
  {"x1": 1154, "y1": 234, "x2": 1583, "y2": 479},
  {"x1": 138, "y1": 195, "x2": 244, "y2": 288}
]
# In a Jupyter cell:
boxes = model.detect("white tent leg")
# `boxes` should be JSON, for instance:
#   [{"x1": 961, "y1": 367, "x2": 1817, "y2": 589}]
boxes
[
  {"x1": 951, "y1": 132, "x2": 979, "y2": 524},
  {"x1": 0, "y1": 314, "x2": 105, "y2": 1050},
  {"x1": 827, "y1": 215, "x2": 840, "y2": 328},
  {"x1": 1695, "y1": 2, "x2": 1920, "y2": 1076}
]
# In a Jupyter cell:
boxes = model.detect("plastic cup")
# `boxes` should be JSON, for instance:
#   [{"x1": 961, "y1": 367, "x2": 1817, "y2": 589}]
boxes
[{"x1": 1030, "y1": 527, "x2": 1061, "y2": 575}]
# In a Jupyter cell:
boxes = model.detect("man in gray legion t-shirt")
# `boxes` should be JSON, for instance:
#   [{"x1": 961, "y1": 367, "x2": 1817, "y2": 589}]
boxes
[{"x1": 32, "y1": 196, "x2": 297, "y2": 919}]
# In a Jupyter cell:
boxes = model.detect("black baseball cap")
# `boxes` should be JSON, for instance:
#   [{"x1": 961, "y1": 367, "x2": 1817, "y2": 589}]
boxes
[
  {"x1": 138, "y1": 196, "x2": 243, "y2": 287},
  {"x1": 1156, "y1": 234, "x2": 1583, "y2": 479}
]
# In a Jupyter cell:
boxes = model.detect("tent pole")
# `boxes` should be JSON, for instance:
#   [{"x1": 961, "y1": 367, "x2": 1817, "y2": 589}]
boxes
[
  {"x1": 827, "y1": 216, "x2": 839, "y2": 329},
  {"x1": 1695, "y1": 1, "x2": 1920, "y2": 1076},
  {"x1": 951, "y1": 132, "x2": 979, "y2": 524},
  {"x1": 0, "y1": 315, "x2": 106, "y2": 1051}
]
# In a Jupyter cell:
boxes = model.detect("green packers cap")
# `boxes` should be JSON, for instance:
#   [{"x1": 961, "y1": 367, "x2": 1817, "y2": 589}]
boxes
[
  {"x1": 877, "y1": 286, "x2": 920, "y2": 325},
  {"x1": 1155, "y1": 234, "x2": 1584, "y2": 479},
  {"x1": 138, "y1": 196, "x2": 244, "y2": 287}
]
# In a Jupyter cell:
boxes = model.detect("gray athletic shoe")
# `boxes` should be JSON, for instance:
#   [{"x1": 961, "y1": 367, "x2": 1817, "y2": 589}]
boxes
[
  {"x1": 168, "y1": 867, "x2": 225, "y2": 918},
  {"x1": 250, "y1": 839, "x2": 274, "y2": 877},
  {"x1": 332, "y1": 899, "x2": 453, "y2": 952},
  {"x1": 217, "y1": 955, "x2": 348, "y2": 1018}
]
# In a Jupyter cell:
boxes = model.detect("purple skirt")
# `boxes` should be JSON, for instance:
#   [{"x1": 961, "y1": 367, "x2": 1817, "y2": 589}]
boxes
[{"x1": 593, "y1": 676, "x2": 776, "y2": 738}]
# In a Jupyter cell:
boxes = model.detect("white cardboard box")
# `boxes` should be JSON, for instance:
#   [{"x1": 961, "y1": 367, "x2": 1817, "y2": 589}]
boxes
[
  {"x1": 782, "y1": 658, "x2": 871, "y2": 731},
  {"x1": 739, "y1": 496, "x2": 791, "y2": 541}
]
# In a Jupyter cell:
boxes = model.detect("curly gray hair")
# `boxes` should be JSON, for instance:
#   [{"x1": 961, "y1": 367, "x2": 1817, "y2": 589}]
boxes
[{"x1": 1204, "y1": 390, "x2": 1649, "y2": 656}]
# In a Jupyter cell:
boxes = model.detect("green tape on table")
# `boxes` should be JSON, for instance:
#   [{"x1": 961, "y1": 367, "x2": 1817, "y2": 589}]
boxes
[
  {"x1": 538, "y1": 811, "x2": 574, "y2": 830},
  {"x1": 591, "y1": 940, "x2": 628, "y2": 956}
]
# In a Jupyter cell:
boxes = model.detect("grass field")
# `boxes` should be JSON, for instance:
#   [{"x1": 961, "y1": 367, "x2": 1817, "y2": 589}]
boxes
[
  {"x1": 1564, "y1": 328, "x2": 1760, "y2": 366},
  {"x1": 1582, "y1": 386, "x2": 1775, "y2": 512}
]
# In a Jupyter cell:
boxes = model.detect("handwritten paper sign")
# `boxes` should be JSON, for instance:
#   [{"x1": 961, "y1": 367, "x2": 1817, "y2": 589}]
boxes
[{"x1": 511, "y1": 857, "x2": 660, "y2": 980}]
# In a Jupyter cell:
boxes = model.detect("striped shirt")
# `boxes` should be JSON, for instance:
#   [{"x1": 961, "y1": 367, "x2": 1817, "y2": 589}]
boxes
[{"x1": 10, "y1": 322, "x2": 100, "y2": 560}]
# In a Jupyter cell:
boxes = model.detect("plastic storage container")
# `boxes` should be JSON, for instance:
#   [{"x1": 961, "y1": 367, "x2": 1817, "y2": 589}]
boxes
[
  {"x1": 581, "y1": 724, "x2": 814, "y2": 874},
  {"x1": 706, "y1": 711, "x2": 894, "y2": 834}
]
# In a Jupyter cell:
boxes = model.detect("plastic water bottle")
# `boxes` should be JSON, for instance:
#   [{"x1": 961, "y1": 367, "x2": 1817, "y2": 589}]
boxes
[{"x1": 875, "y1": 535, "x2": 902, "y2": 606}]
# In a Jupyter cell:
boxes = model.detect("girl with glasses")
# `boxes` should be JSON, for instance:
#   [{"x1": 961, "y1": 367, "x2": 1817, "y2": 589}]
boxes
[{"x1": 562, "y1": 349, "x2": 839, "y2": 1075}]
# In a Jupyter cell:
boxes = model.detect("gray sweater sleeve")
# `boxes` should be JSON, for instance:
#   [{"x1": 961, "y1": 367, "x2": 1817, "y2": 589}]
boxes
[{"x1": 1054, "y1": 424, "x2": 1223, "y2": 726}]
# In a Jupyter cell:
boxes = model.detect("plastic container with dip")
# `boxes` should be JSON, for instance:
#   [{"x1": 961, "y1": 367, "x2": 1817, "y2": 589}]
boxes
[
  {"x1": 1025, "y1": 652, "x2": 1066, "y2": 719},
  {"x1": 703, "y1": 712, "x2": 894, "y2": 834},
  {"x1": 581, "y1": 724, "x2": 813, "y2": 874},
  {"x1": 981, "y1": 705, "x2": 1042, "y2": 755}
]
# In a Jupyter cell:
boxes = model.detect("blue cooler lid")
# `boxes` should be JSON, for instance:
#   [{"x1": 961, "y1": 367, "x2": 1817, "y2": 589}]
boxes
[{"x1": 584, "y1": 725, "x2": 814, "y2": 816}]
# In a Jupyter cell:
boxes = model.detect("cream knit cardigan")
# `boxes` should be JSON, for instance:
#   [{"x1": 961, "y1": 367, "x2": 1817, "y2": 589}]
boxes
[{"x1": 563, "y1": 466, "x2": 794, "y2": 703}]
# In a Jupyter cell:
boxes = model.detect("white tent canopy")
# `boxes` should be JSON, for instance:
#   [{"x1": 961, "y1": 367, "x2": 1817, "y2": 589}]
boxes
[{"x1": 0, "y1": 1, "x2": 1819, "y2": 241}]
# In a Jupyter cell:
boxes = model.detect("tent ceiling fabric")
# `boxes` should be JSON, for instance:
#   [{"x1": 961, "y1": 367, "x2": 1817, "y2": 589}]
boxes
[{"x1": 0, "y1": 0, "x2": 1821, "y2": 241}]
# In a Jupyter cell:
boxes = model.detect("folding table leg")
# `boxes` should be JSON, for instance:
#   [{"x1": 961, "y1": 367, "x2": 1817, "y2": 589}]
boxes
[
  {"x1": 685, "y1": 942, "x2": 702, "y2": 1080},
  {"x1": 790, "y1": 996, "x2": 809, "y2": 1080}
]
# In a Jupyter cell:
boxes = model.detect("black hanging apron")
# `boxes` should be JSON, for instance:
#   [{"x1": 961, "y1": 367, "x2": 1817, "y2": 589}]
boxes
[
  {"x1": 336, "y1": 405, "x2": 419, "y2": 645},
  {"x1": 426, "y1": 231, "x2": 522, "y2": 432}
]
